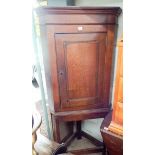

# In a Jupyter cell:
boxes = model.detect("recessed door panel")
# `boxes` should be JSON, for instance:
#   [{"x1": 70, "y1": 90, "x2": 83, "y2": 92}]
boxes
[
  {"x1": 66, "y1": 41, "x2": 98, "y2": 99},
  {"x1": 55, "y1": 33, "x2": 107, "y2": 110}
]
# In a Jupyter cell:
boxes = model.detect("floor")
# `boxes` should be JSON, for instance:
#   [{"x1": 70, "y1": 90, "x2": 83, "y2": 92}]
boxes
[
  {"x1": 68, "y1": 137, "x2": 103, "y2": 155},
  {"x1": 35, "y1": 132, "x2": 103, "y2": 155}
]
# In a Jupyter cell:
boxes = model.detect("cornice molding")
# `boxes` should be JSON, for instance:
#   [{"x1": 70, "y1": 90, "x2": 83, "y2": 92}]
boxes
[{"x1": 35, "y1": 6, "x2": 122, "y2": 16}]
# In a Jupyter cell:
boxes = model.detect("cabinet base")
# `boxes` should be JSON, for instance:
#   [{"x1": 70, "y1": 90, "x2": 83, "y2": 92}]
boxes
[
  {"x1": 62, "y1": 130, "x2": 105, "y2": 155},
  {"x1": 51, "y1": 108, "x2": 109, "y2": 154}
]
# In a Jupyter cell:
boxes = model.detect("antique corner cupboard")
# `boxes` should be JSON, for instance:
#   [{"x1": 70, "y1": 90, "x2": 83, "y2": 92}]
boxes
[{"x1": 35, "y1": 7, "x2": 122, "y2": 143}]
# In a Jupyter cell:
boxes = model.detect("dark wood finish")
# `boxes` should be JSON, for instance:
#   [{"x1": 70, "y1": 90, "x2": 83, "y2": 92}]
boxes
[
  {"x1": 35, "y1": 7, "x2": 121, "y2": 153},
  {"x1": 61, "y1": 133, "x2": 77, "y2": 147},
  {"x1": 76, "y1": 121, "x2": 82, "y2": 139},
  {"x1": 51, "y1": 115, "x2": 61, "y2": 142},
  {"x1": 61, "y1": 132, "x2": 74, "y2": 144},
  {"x1": 100, "y1": 111, "x2": 123, "y2": 155},
  {"x1": 36, "y1": 6, "x2": 121, "y2": 15},
  {"x1": 81, "y1": 131, "x2": 103, "y2": 147},
  {"x1": 36, "y1": 7, "x2": 121, "y2": 25},
  {"x1": 53, "y1": 108, "x2": 109, "y2": 121}
]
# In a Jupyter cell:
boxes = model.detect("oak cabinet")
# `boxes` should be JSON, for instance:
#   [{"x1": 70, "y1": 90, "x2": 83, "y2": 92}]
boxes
[{"x1": 35, "y1": 7, "x2": 121, "y2": 144}]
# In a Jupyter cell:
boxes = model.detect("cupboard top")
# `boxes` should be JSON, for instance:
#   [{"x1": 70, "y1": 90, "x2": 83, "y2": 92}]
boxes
[
  {"x1": 35, "y1": 6, "x2": 122, "y2": 16},
  {"x1": 35, "y1": 7, "x2": 121, "y2": 25}
]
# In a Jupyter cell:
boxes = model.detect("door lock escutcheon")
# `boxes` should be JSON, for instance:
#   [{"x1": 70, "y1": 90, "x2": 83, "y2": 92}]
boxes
[{"x1": 59, "y1": 70, "x2": 64, "y2": 76}]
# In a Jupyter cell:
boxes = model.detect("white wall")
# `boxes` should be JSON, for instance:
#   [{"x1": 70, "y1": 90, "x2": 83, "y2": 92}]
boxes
[
  {"x1": 75, "y1": 0, "x2": 122, "y2": 39},
  {"x1": 48, "y1": 0, "x2": 67, "y2": 6},
  {"x1": 75, "y1": 0, "x2": 123, "y2": 142},
  {"x1": 75, "y1": 0, "x2": 122, "y2": 6}
]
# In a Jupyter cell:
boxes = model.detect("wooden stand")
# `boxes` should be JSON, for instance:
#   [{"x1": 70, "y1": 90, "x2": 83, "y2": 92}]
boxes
[
  {"x1": 51, "y1": 115, "x2": 106, "y2": 154},
  {"x1": 50, "y1": 104, "x2": 110, "y2": 154}
]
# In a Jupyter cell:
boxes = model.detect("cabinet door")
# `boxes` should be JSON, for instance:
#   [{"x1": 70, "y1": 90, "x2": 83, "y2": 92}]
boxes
[{"x1": 55, "y1": 33, "x2": 107, "y2": 111}]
